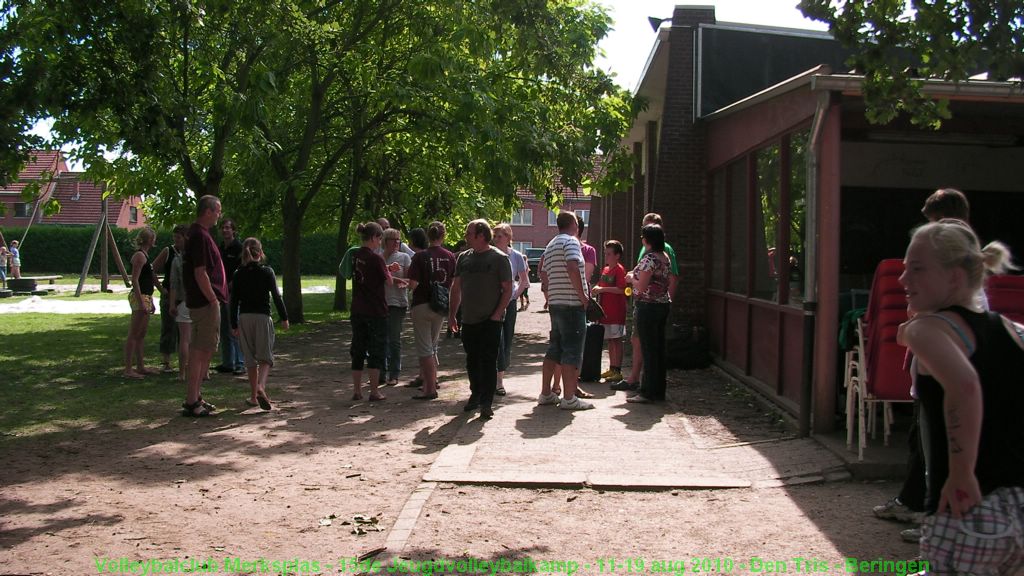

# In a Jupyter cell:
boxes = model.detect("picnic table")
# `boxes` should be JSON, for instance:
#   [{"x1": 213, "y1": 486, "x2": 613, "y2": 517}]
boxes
[{"x1": 7, "y1": 276, "x2": 63, "y2": 295}]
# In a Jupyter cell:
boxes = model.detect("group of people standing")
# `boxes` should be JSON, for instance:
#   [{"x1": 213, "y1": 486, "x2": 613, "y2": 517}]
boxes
[
  {"x1": 345, "y1": 218, "x2": 534, "y2": 419},
  {"x1": 537, "y1": 210, "x2": 676, "y2": 411},
  {"x1": 120, "y1": 195, "x2": 289, "y2": 417},
  {"x1": 341, "y1": 208, "x2": 680, "y2": 420}
]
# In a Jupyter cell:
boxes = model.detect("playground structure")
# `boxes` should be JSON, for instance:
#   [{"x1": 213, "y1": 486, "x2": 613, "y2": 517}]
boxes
[{"x1": 75, "y1": 197, "x2": 130, "y2": 296}]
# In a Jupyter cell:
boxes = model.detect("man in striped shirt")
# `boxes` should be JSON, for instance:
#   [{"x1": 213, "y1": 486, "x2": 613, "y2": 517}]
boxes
[{"x1": 537, "y1": 211, "x2": 594, "y2": 410}]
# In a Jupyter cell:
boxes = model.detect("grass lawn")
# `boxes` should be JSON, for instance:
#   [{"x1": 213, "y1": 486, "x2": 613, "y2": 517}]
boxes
[{"x1": 0, "y1": 290, "x2": 347, "y2": 441}]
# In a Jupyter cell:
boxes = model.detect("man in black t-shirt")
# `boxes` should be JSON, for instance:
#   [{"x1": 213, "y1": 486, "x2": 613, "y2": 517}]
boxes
[{"x1": 217, "y1": 219, "x2": 244, "y2": 375}]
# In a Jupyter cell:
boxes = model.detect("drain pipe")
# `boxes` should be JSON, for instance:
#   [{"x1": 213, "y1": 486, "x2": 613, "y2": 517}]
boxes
[{"x1": 799, "y1": 90, "x2": 830, "y2": 437}]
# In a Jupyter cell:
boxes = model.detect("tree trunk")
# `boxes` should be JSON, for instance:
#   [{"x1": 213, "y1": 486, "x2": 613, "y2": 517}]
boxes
[
  {"x1": 281, "y1": 188, "x2": 305, "y2": 323},
  {"x1": 332, "y1": 139, "x2": 365, "y2": 311}
]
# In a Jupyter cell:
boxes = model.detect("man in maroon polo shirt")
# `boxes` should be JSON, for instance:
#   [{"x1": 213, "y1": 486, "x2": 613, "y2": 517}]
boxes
[{"x1": 182, "y1": 195, "x2": 227, "y2": 417}]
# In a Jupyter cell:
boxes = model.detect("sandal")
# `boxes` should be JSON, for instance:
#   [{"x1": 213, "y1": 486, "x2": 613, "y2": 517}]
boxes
[
  {"x1": 412, "y1": 393, "x2": 438, "y2": 400},
  {"x1": 245, "y1": 399, "x2": 259, "y2": 407},
  {"x1": 575, "y1": 388, "x2": 594, "y2": 399},
  {"x1": 123, "y1": 370, "x2": 144, "y2": 380},
  {"x1": 368, "y1": 393, "x2": 386, "y2": 402},
  {"x1": 181, "y1": 401, "x2": 212, "y2": 417},
  {"x1": 184, "y1": 398, "x2": 217, "y2": 412},
  {"x1": 495, "y1": 386, "x2": 507, "y2": 396},
  {"x1": 256, "y1": 392, "x2": 272, "y2": 411}
]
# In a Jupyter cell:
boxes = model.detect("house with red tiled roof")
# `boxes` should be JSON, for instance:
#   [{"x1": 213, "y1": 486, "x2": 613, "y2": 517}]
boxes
[{"x1": 0, "y1": 151, "x2": 145, "y2": 229}]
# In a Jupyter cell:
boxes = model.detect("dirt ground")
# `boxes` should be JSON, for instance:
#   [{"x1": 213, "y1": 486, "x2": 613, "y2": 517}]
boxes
[{"x1": 0, "y1": 298, "x2": 919, "y2": 575}]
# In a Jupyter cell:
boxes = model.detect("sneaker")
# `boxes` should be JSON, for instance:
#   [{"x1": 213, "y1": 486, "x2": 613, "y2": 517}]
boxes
[
  {"x1": 610, "y1": 380, "x2": 640, "y2": 392},
  {"x1": 559, "y1": 396, "x2": 595, "y2": 410},
  {"x1": 601, "y1": 370, "x2": 623, "y2": 383},
  {"x1": 537, "y1": 392, "x2": 561, "y2": 406},
  {"x1": 900, "y1": 527, "x2": 922, "y2": 543},
  {"x1": 873, "y1": 498, "x2": 924, "y2": 524}
]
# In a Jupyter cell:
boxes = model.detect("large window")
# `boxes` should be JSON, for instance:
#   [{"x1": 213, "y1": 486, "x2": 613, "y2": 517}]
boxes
[
  {"x1": 547, "y1": 210, "x2": 558, "y2": 226},
  {"x1": 512, "y1": 241, "x2": 532, "y2": 254},
  {"x1": 511, "y1": 209, "x2": 533, "y2": 226},
  {"x1": 14, "y1": 202, "x2": 30, "y2": 217},
  {"x1": 787, "y1": 130, "x2": 809, "y2": 306},
  {"x1": 727, "y1": 160, "x2": 748, "y2": 294},
  {"x1": 710, "y1": 171, "x2": 727, "y2": 290},
  {"x1": 753, "y1": 144, "x2": 781, "y2": 301}
]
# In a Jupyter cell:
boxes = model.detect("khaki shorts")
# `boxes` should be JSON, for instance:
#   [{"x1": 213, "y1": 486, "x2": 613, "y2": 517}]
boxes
[
  {"x1": 411, "y1": 303, "x2": 444, "y2": 358},
  {"x1": 189, "y1": 302, "x2": 220, "y2": 352}
]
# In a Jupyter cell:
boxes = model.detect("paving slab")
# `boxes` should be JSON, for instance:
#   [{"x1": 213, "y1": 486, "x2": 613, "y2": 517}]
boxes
[{"x1": 425, "y1": 372, "x2": 846, "y2": 491}]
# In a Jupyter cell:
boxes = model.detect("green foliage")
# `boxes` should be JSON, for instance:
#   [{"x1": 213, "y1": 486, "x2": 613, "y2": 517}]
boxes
[
  {"x1": 5, "y1": 0, "x2": 637, "y2": 322},
  {"x1": 798, "y1": 0, "x2": 1021, "y2": 128},
  {"x1": 0, "y1": 226, "x2": 340, "y2": 275}
]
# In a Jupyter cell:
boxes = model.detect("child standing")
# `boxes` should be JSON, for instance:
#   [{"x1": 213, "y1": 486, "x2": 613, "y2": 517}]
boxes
[
  {"x1": 591, "y1": 240, "x2": 628, "y2": 384},
  {"x1": 9, "y1": 239, "x2": 21, "y2": 279},
  {"x1": 230, "y1": 238, "x2": 289, "y2": 410},
  {"x1": 0, "y1": 244, "x2": 8, "y2": 287}
]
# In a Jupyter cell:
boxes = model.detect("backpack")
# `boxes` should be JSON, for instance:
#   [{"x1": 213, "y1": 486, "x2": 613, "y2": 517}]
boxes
[
  {"x1": 429, "y1": 283, "x2": 450, "y2": 314},
  {"x1": 339, "y1": 246, "x2": 359, "y2": 280}
]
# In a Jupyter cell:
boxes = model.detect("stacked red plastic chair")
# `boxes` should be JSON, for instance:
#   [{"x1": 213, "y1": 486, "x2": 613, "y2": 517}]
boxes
[
  {"x1": 987, "y1": 274, "x2": 1024, "y2": 324},
  {"x1": 846, "y1": 259, "x2": 913, "y2": 461}
]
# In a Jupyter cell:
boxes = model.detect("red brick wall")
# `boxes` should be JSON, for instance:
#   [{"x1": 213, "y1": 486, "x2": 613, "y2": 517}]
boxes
[{"x1": 651, "y1": 7, "x2": 717, "y2": 329}]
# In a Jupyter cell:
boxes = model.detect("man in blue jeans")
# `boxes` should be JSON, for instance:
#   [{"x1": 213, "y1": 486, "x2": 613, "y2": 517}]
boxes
[
  {"x1": 448, "y1": 219, "x2": 512, "y2": 420},
  {"x1": 538, "y1": 211, "x2": 594, "y2": 411}
]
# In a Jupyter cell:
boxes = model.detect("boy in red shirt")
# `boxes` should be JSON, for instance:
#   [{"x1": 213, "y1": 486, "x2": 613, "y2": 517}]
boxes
[{"x1": 591, "y1": 240, "x2": 628, "y2": 383}]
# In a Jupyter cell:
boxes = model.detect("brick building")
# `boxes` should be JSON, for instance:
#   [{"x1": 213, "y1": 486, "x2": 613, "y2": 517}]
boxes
[
  {"x1": 594, "y1": 5, "x2": 1024, "y2": 431},
  {"x1": 1, "y1": 151, "x2": 146, "y2": 230}
]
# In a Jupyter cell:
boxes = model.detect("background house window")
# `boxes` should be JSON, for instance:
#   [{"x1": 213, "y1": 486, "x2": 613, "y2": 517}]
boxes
[
  {"x1": 548, "y1": 210, "x2": 558, "y2": 226},
  {"x1": 510, "y1": 208, "x2": 533, "y2": 226},
  {"x1": 129, "y1": 206, "x2": 138, "y2": 224},
  {"x1": 576, "y1": 209, "x2": 590, "y2": 226},
  {"x1": 512, "y1": 241, "x2": 532, "y2": 254},
  {"x1": 14, "y1": 202, "x2": 31, "y2": 217}
]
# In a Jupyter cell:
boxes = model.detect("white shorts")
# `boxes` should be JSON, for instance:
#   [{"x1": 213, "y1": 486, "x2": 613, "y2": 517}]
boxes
[
  {"x1": 603, "y1": 324, "x2": 625, "y2": 339},
  {"x1": 175, "y1": 301, "x2": 191, "y2": 323}
]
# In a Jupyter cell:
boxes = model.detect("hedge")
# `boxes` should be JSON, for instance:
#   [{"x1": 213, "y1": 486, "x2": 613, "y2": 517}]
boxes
[{"x1": 0, "y1": 226, "x2": 342, "y2": 275}]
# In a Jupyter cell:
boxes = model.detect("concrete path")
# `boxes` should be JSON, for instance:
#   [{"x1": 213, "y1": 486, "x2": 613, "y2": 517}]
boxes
[
  {"x1": 424, "y1": 373, "x2": 848, "y2": 491},
  {"x1": 421, "y1": 306, "x2": 848, "y2": 492}
]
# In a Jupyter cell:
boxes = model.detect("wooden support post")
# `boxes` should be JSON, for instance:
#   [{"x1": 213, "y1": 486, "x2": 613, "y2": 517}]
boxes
[
  {"x1": 76, "y1": 214, "x2": 106, "y2": 297},
  {"x1": 107, "y1": 224, "x2": 130, "y2": 286}
]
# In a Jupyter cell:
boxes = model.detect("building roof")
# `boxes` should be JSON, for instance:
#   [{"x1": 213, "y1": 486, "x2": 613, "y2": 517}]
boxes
[
  {"x1": 39, "y1": 173, "x2": 117, "y2": 225},
  {"x1": 0, "y1": 150, "x2": 64, "y2": 198}
]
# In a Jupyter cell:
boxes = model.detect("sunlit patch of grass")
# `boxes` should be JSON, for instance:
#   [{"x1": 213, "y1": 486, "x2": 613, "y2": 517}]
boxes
[{"x1": 0, "y1": 291, "x2": 350, "y2": 441}]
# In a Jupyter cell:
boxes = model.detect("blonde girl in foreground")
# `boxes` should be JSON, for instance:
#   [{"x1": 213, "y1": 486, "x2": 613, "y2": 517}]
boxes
[
  {"x1": 898, "y1": 219, "x2": 1024, "y2": 574},
  {"x1": 229, "y1": 238, "x2": 289, "y2": 410},
  {"x1": 124, "y1": 227, "x2": 158, "y2": 379}
]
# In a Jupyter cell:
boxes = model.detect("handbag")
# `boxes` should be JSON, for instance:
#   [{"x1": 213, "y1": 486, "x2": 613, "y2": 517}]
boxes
[
  {"x1": 429, "y1": 283, "x2": 450, "y2": 314},
  {"x1": 586, "y1": 297, "x2": 605, "y2": 322}
]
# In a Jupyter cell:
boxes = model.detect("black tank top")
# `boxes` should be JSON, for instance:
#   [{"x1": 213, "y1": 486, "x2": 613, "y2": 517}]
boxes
[
  {"x1": 917, "y1": 305, "x2": 1024, "y2": 513},
  {"x1": 137, "y1": 252, "x2": 155, "y2": 296}
]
